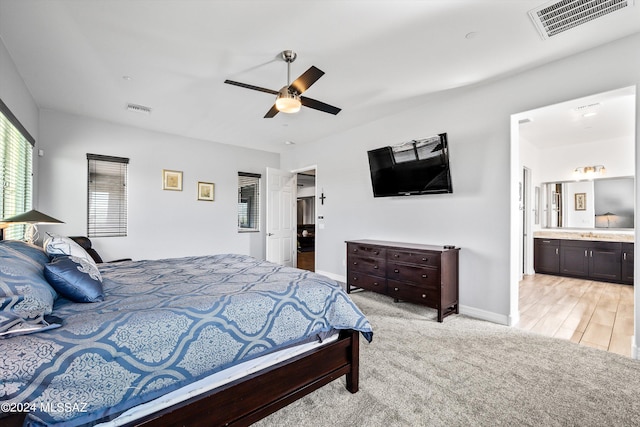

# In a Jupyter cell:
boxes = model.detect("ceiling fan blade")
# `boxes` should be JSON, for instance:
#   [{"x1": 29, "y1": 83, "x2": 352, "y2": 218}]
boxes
[
  {"x1": 224, "y1": 80, "x2": 278, "y2": 95},
  {"x1": 264, "y1": 104, "x2": 279, "y2": 118},
  {"x1": 289, "y1": 66, "x2": 325, "y2": 95},
  {"x1": 300, "y1": 96, "x2": 341, "y2": 115}
]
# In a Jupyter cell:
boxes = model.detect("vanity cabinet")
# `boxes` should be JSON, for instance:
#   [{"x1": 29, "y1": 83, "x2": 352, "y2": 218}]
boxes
[
  {"x1": 558, "y1": 241, "x2": 590, "y2": 277},
  {"x1": 560, "y1": 240, "x2": 621, "y2": 282},
  {"x1": 622, "y1": 243, "x2": 634, "y2": 285},
  {"x1": 346, "y1": 239, "x2": 459, "y2": 322},
  {"x1": 533, "y1": 239, "x2": 560, "y2": 274},
  {"x1": 534, "y1": 238, "x2": 632, "y2": 284}
]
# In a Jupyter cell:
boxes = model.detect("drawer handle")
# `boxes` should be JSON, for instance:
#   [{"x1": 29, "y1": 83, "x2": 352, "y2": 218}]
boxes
[
  {"x1": 353, "y1": 249, "x2": 357, "y2": 252},
  {"x1": 394, "y1": 269, "x2": 399, "y2": 273},
  {"x1": 373, "y1": 251, "x2": 379, "y2": 255},
  {"x1": 422, "y1": 274, "x2": 428, "y2": 278},
  {"x1": 373, "y1": 265, "x2": 379, "y2": 269},
  {"x1": 422, "y1": 294, "x2": 426, "y2": 298},
  {"x1": 353, "y1": 261, "x2": 358, "y2": 265},
  {"x1": 422, "y1": 257, "x2": 428, "y2": 262},
  {"x1": 373, "y1": 282, "x2": 379, "y2": 286},
  {"x1": 353, "y1": 277, "x2": 358, "y2": 281},
  {"x1": 394, "y1": 254, "x2": 400, "y2": 258},
  {"x1": 394, "y1": 287, "x2": 399, "y2": 291}
]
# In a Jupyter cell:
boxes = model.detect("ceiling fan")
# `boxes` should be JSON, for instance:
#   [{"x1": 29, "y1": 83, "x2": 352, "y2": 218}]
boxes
[{"x1": 224, "y1": 50, "x2": 341, "y2": 118}]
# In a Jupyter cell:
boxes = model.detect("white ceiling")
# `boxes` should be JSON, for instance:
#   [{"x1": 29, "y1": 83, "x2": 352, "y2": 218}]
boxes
[
  {"x1": 1, "y1": 0, "x2": 639, "y2": 153},
  {"x1": 518, "y1": 86, "x2": 636, "y2": 149}
]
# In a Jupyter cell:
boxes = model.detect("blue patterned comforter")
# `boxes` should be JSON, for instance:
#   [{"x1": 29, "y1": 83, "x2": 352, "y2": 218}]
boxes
[{"x1": 1, "y1": 254, "x2": 373, "y2": 426}]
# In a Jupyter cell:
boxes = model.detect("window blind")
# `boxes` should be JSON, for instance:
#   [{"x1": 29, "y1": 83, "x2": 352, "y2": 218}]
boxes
[
  {"x1": 87, "y1": 154, "x2": 129, "y2": 237},
  {"x1": 238, "y1": 172, "x2": 261, "y2": 232},
  {"x1": 0, "y1": 98, "x2": 34, "y2": 240}
]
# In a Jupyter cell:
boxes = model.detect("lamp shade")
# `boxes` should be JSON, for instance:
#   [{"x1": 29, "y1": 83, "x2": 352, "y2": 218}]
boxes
[
  {"x1": 275, "y1": 88, "x2": 302, "y2": 114},
  {"x1": 2, "y1": 209, "x2": 64, "y2": 224}
]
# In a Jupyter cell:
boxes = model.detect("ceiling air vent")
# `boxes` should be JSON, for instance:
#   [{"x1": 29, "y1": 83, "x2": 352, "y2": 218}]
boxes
[
  {"x1": 126, "y1": 103, "x2": 152, "y2": 114},
  {"x1": 529, "y1": 0, "x2": 633, "y2": 39}
]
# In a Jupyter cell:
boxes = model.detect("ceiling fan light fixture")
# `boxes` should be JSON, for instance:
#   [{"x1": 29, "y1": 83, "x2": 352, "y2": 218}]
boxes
[{"x1": 275, "y1": 88, "x2": 301, "y2": 114}]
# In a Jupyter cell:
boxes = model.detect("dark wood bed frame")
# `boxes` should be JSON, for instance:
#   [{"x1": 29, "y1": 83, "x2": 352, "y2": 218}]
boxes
[{"x1": 3, "y1": 330, "x2": 360, "y2": 427}]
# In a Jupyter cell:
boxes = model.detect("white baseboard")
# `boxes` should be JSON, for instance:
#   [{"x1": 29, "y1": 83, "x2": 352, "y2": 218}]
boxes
[
  {"x1": 315, "y1": 270, "x2": 345, "y2": 283},
  {"x1": 459, "y1": 305, "x2": 510, "y2": 325},
  {"x1": 633, "y1": 337, "x2": 639, "y2": 360}
]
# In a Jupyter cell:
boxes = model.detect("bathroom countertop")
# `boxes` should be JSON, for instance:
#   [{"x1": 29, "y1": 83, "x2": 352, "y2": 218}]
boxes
[{"x1": 534, "y1": 230, "x2": 634, "y2": 243}]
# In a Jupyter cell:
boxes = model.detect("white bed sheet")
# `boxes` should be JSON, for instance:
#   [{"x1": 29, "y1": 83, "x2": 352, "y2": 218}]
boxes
[{"x1": 99, "y1": 333, "x2": 339, "y2": 426}]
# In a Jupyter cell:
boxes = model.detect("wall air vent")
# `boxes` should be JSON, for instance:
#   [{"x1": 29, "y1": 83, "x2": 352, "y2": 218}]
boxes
[
  {"x1": 126, "y1": 103, "x2": 152, "y2": 114},
  {"x1": 529, "y1": 0, "x2": 633, "y2": 39}
]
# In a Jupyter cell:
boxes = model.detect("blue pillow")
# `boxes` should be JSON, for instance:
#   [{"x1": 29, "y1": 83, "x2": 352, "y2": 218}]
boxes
[
  {"x1": 0, "y1": 243, "x2": 57, "y2": 320},
  {"x1": 44, "y1": 256, "x2": 104, "y2": 303},
  {"x1": 0, "y1": 240, "x2": 50, "y2": 265}
]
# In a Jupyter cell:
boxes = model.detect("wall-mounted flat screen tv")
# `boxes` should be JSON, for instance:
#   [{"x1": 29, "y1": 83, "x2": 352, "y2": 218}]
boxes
[{"x1": 367, "y1": 133, "x2": 452, "y2": 197}]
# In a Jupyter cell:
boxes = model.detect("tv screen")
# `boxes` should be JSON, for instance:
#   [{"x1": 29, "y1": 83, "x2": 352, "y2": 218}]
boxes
[{"x1": 367, "y1": 133, "x2": 452, "y2": 197}]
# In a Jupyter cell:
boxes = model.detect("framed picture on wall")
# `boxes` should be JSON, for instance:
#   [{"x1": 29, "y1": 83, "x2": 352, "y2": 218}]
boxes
[
  {"x1": 575, "y1": 193, "x2": 586, "y2": 211},
  {"x1": 163, "y1": 169, "x2": 183, "y2": 191},
  {"x1": 197, "y1": 182, "x2": 215, "y2": 201}
]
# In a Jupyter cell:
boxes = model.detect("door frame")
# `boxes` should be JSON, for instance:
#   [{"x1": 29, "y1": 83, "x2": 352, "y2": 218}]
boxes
[
  {"x1": 291, "y1": 165, "x2": 318, "y2": 269},
  {"x1": 521, "y1": 166, "x2": 533, "y2": 277}
]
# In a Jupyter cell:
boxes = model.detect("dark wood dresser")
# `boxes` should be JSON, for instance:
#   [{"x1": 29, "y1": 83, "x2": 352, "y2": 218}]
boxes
[{"x1": 346, "y1": 239, "x2": 460, "y2": 322}]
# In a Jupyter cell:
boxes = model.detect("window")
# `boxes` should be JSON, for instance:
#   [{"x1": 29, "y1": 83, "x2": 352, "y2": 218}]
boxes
[
  {"x1": 238, "y1": 172, "x2": 260, "y2": 232},
  {"x1": 0, "y1": 98, "x2": 34, "y2": 240},
  {"x1": 87, "y1": 154, "x2": 129, "y2": 237}
]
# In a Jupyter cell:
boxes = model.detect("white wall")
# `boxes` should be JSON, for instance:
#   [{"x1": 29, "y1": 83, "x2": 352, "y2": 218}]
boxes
[
  {"x1": 282, "y1": 33, "x2": 640, "y2": 330},
  {"x1": 37, "y1": 109, "x2": 279, "y2": 261},
  {"x1": 0, "y1": 38, "x2": 38, "y2": 138},
  {"x1": 0, "y1": 37, "x2": 40, "y2": 204},
  {"x1": 538, "y1": 136, "x2": 634, "y2": 183}
]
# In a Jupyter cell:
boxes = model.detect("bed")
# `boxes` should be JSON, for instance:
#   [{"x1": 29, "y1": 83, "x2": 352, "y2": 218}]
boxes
[{"x1": 0, "y1": 239, "x2": 373, "y2": 426}]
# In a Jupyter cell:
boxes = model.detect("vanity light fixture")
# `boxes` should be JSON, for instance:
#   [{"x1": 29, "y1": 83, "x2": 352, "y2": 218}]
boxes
[{"x1": 574, "y1": 165, "x2": 606, "y2": 178}]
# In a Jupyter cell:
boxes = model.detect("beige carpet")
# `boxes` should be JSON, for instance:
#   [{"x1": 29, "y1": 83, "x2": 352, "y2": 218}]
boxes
[{"x1": 256, "y1": 291, "x2": 640, "y2": 426}]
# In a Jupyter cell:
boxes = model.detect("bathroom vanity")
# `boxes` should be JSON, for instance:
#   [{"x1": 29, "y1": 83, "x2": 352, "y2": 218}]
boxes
[{"x1": 534, "y1": 232, "x2": 633, "y2": 285}]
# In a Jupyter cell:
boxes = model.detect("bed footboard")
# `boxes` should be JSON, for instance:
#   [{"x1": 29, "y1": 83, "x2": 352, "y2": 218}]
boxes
[{"x1": 133, "y1": 329, "x2": 360, "y2": 426}]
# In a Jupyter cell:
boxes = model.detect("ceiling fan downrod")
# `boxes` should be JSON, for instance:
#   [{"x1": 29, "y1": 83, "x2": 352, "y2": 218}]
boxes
[{"x1": 281, "y1": 50, "x2": 297, "y2": 88}]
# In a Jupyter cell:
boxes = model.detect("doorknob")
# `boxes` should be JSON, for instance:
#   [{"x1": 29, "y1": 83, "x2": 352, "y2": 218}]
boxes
[{"x1": 267, "y1": 233, "x2": 274, "y2": 236}]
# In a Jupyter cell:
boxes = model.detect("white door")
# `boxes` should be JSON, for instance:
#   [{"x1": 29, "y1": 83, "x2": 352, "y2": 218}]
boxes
[{"x1": 265, "y1": 167, "x2": 296, "y2": 266}]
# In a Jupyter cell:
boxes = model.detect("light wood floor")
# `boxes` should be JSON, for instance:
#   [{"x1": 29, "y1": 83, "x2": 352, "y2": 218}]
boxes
[{"x1": 517, "y1": 274, "x2": 634, "y2": 357}]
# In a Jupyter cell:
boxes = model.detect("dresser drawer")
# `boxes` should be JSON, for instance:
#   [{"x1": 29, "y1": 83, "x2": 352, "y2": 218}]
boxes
[
  {"x1": 348, "y1": 272, "x2": 387, "y2": 293},
  {"x1": 349, "y1": 255, "x2": 386, "y2": 275},
  {"x1": 387, "y1": 249, "x2": 440, "y2": 268},
  {"x1": 347, "y1": 243, "x2": 386, "y2": 259},
  {"x1": 388, "y1": 280, "x2": 438, "y2": 304},
  {"x1": 388, "y1": 263, "x2": 439, "y2": 288}
]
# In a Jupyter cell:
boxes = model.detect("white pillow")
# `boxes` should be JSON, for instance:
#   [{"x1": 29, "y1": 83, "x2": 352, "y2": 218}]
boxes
[{"x1": 43, "y1": 234, "x2": 96, "y2": 267}]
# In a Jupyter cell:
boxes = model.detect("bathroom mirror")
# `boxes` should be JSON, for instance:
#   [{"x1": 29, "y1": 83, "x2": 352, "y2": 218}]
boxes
[{"x1": 543, "y1": 176, "x2": 634, "y2": 229}]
